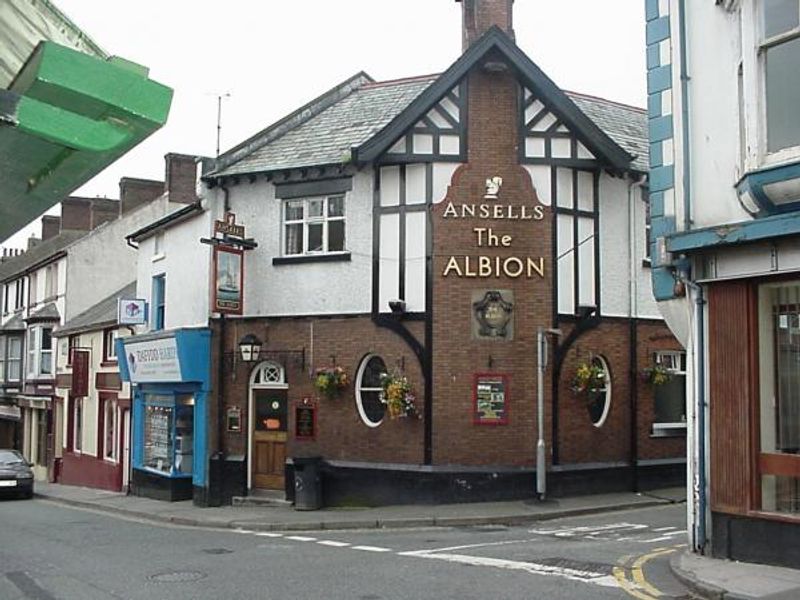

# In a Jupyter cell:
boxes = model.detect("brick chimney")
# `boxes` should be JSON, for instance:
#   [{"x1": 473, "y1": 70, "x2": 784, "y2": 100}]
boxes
[
  {"x1": 41, "y1": 215, "x2": 61, "y2": 240},
  {"x1": 164, "y1": 153, "x2": 198, "y2": 205},
  {"x1": 90, "y1": 198, "x2": 120, "y2": 229},
  {"x1": 119, "y1": 177, "x2": 164, "y2": 215},
  {"x1": 60, "y1": 197, "x2": 93, "y2": 231},
  {"x1": 456, "y1": 0, "x2": 514, "y2": 51}
]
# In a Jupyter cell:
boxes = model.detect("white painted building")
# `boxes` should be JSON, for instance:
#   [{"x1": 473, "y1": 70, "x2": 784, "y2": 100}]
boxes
[{"x1": 645, "y1": 0, "x2": 800, "y2": 568}]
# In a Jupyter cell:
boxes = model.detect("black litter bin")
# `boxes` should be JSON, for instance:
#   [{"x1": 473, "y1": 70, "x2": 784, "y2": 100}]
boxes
[{"x1": 293, "y1": 456, "x2": 322, "y2": 510}]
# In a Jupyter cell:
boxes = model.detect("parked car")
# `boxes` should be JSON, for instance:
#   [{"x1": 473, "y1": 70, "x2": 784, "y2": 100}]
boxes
[{"x1": 0, "y1": 449, "x2": 34, "y2": 499}]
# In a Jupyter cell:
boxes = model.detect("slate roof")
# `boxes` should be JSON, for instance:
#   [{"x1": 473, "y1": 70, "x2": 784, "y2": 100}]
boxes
[
  {"x1": 0, "y1": 230, "x2": 87, "y2": 282},
  {"x1": 566, "y1": 92, "x2": 648, "y2": 173},
  {"x1": 213, "y1": 75, "x2": 436, "y2": 177},
  {"x1": 210, "y1": 29, "x2": 648, "y2": 178},
  {"x1": 56, "y1": 281, "x2": 136, "y2": 336}
]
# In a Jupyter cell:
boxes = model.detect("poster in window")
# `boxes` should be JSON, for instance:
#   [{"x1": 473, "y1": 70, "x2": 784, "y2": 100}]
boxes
[
  {"x1": 213, "y1": 245, "x2": 243, "y2": 315},
  {"x1": 474, "y1": 374, "x2": 509, "y2": 425},
  {"x1": 295, "y1": 398, "x2": 316, "y2": 441}
]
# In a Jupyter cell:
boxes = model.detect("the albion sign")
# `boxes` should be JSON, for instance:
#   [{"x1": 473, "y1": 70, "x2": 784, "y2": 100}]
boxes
[{"x1": 441, "y1": 177, "x2": 546, "y2": 279}]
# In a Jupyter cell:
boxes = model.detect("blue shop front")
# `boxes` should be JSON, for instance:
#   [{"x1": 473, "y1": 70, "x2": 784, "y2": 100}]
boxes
[{"x1": 117, "y1": 328, "x2": 211, "y2": 504}]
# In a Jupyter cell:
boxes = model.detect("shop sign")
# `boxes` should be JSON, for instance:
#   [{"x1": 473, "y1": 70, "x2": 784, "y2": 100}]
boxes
[
  {"x1": 474, "y1": 373, "x2": 509, "y2": 425},
  {"x1": 213, "y1": 245, "x2": 243, "y2": 314},
  {"x1": 0, "y1": 405, "x2": 21, "y2": 421},
  {"x1": 124, "y1": 337, "x2": 181, "y2": 383},
  {"x1": 71, "y1": 350, "x2": 90, "y2": 397},
  {"x1": 118, "y1": 298, "x2": 147, "y2": 325},
  {"x1": 441, "y1": 175, "x2": 546, "y2": 279}
]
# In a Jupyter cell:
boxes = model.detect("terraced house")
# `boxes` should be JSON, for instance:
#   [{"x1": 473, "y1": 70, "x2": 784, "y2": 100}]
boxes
[{"x1": 118, "y1": 0, "x2": 685, "y2": 506}]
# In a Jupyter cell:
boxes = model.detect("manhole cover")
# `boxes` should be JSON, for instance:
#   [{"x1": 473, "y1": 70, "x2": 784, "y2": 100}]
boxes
[
  {"x1": 202, "y1": 548, "x2": 234, "y2": 555},
  {"x1": 535, "y1": 557, "x2": 612, "y2": 575},
  {"x1": 150, "y1": 571, "x2": 207, "y2": 583}
]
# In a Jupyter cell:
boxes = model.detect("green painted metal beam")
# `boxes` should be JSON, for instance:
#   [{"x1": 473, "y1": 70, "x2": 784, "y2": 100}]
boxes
[{"x1": 0, "y1": 41, "x2": 173, "y2": 242}]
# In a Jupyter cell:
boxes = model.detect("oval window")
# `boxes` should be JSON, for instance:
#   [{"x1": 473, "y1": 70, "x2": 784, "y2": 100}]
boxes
[
  {"x1": 356, "y1": 354, "x2": 387, "y2": 427},
  {"x1": 588, "y1": 356, "x2": 612, "y2": 428}
]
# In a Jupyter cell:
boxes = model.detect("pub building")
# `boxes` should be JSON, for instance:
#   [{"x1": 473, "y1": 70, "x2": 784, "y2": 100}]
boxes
[{"x1": 191, "y1": 0, "x2": 686, "y2": 505}]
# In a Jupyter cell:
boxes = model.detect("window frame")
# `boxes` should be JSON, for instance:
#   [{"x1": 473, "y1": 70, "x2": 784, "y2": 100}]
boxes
[
  {"x1": 282, "y1": 194, "x2": 346, "y2": 257},
  {"x1": 0, "y1": 336, "x2": 5, "y2": 382},
  {"x1": 589, "y1": 355, "x2": 612, "y2": 429},
  {"x1": 73, "y1": 396, "x2": 83, "y2": 454},
  {"x1": 152, "y1": 274, "x2": 166, "y2": 331},
  {"x1": 6, "y1": 336, "x2": 22, "y2": 382},
  {"x1": 651, "y1": 350, "x2": 688, "y2": 435},
  {"x1": 102, "y1": 329, "x2": 118, "y2": 364},
  {"x1": 355, "y1": 353, "x2": 387, "y2": 428},
  {"x1": 101, "y1": 395, "x2": 118, "y2": 462},
  {"x1": 26, "y1": 326, "x2": 53, "y2": 378},
  {"x1": 758, "y1": 0, "x2": 800, "y2": 163}
]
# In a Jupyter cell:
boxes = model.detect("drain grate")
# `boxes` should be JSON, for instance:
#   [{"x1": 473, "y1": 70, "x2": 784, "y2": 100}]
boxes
[
  {"x1": 534, "y1": 557, "x2": 613, "y2": 575},
  {"x1": 202, "y1": 548, "x2": 234, "y2": 555},
  {"x1": 150, "y1": 571, "x2": 207, "y2": 583}
]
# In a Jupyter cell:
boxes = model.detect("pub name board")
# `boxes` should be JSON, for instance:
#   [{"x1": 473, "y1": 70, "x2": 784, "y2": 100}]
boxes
[{"x1": 441, "y1": 177, "x2": 546, "y2": 279}]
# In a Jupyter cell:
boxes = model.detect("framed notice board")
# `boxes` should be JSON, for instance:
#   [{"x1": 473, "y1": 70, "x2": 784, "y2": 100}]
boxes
[
  {"x1": 473, "y1": 373, "x2": 509, "y2": 425},
  {"x1": 295, "y1": 398, "x2": 316, "y2": 441}
]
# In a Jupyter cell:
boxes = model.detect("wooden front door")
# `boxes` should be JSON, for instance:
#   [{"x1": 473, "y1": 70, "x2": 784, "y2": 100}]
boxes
[{"x1": 252, "y1": 389, "x2": 288, "y2": 489}]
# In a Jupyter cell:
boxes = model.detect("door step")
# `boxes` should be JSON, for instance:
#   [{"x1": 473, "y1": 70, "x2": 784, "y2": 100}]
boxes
[{"x1": 232, "y1": 489, "x2": 292, "y2": 507}]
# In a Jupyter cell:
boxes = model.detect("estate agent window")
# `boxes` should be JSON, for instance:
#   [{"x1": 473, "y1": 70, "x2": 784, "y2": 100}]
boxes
[
  {"x1": 759, "y1": 282, "x2": 800, "y2": 516},
  {"x1": 762, "y1": 0, "x2": 800, "y2": 155},
  {"x1": 283, "y1": 195, "x2": 346, "y2": 256},
  {"x1": 356, "y1": 354, "x2": 387, "y2": 427},
  {"x1": 142, "y1": 394, "x2": 194, "y2": 476}
]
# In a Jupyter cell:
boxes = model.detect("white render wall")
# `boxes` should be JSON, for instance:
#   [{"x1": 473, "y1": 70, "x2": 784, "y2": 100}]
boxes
[
  {"x1": 219, "y1": 171, "x2": 374, "y2": 317},
  {"x1": 65, "y1": 198, "x2": 169, "y2": 321},
  {"x1": 599, "y1": 174, "x2": 661, "y2": 319},
  {"x1": 136, "y1": 205, "x2": 212, "y2": 331}
]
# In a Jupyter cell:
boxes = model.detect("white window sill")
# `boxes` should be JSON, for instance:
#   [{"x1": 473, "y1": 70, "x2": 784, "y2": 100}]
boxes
[
  {"x1": 151, "y1": 253, "x2": 166, "y2": 263},
  {"x1": 651, "y1": 422, "x2": 687, "y2": 438},
  {"x1": 759, "y1": 147, "x2": 800, "y2": 170}
]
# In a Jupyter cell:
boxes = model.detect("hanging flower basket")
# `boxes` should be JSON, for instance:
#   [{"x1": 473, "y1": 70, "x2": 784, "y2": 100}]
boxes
[
  {"x1": 642, "y1": 364, "x2": 672, "y2": 387},
  {"x1": 313, "y1": 366, "x2": 349, "y2": 398},
  {"x1": 380, "y1": 371, "x2": 420, "y2": 419},
  {"x1": 570, "y1": 360, "x2": 606, "y2": 396}
]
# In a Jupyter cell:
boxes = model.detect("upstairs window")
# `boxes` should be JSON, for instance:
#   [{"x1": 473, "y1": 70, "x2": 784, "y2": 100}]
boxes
[
  {"x1": 26, "y1": 326, "x2": 53, "y2": 378},
  {"x1": 14, "y1": 279, "x2": 24, "y2": 311},
  {"x1": 762, "y1": 0, "x2": 800, "y2": 154},
  {"x1": 653, "y1": 351, "x2": 687, "y2": 427},
  {"x1": 152, "y1": 275, "x2": 166, "y2": 331},
  {"x1": 29, "y1": 272, "x2": 37, "y2": 306},
  {"x1": 283, "y1": 195, "x2": 346, "y2": 256},
  {"x1": 44, "y1": 263, "x2": 58, "y2": 299},
  {"x1": 103, "y1": 329, "x2": 118, "y2": 363},
  {"x1": 6, "y1": 337, "x2": 21, "y2": 381}
]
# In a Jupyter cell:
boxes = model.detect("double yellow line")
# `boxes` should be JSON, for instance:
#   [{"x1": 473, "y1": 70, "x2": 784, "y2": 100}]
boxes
[{"x1": 613, "y1": 545, "x2": 682, "y2": 599}]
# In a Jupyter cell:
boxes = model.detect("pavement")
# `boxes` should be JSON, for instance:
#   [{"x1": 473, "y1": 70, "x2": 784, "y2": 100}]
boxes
[
  {"x1": 31, "y1": 481, "x2": 800, "y2": 599},
  {"x1": 670, "y1": 551, "x2": 800, "y2": 600}
]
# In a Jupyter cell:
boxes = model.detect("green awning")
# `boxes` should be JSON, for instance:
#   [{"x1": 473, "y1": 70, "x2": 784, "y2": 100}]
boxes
[{"x1": 0, "y1": 41, "x2": 173, "y2": 242}]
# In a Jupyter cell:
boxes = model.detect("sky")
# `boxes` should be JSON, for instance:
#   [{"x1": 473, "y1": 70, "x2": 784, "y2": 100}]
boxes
[{"x1": 4, "y1": 0, "x2": 647, "y2": 250}]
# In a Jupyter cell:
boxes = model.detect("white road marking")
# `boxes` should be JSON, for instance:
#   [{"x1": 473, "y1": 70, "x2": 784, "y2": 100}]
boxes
[
  {"x1": 530, "y1": 523, "x2": 649, "y2": 536},
  {"x1": 654, "y1": 526, "x2": 678, "y2": 532},
  {"x1": 286, "y1": 535, "x2": 317, "y2": 542},
  {"x1": 316, "y1": 540, "x2": 351, "y2": 547},
  {"x1": 400, "y1": 551, "x2": 618, "y2": 588},
  {"x1": 351, "y1": 545, "x2": 392, "y2": 552},
  {"x1": 254, "y1": 532, "x2": 284, "y2": 538}
]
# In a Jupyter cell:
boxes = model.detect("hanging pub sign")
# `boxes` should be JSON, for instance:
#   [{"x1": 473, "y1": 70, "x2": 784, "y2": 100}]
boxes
[
  {"x1": 71, "y1": 349, "x2": 90, "y2": 397},
  {"x1": 295, "y1": 397, "x2": 316, "y2": 441},
  {"x1": 213, "y1": 245, "x2": 244, "y2": 314},
  {"x1": 473, "y1": 373, "x2": 509, "y2": 425},
  {"x1": 214, "y1": 212, "x2": 245, "y2": 238}
]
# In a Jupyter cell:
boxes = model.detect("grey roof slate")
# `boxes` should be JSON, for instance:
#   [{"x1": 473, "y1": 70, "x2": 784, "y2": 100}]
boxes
[
  {"x1": 566, "y1": 92, "x2": 648, "y2": 173},
  {"x1": 0, "y1": 230, "x2": 87, "y2": 282},
  {"x1": 56, "y1": 282, "x2": 136, "y2": 336},
  {"x1": 213, "y1": 76, "x2": 436, "y2": 177}
]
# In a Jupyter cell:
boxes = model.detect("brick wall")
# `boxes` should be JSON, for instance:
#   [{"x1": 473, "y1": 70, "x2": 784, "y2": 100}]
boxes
[
  {"x1": 216, "y1": 316, "x2": 426, "y2": 465},
  {"x1": 61, "y1": 197, "x2": 92, "y2": 231},
  {"x1": 119, "y1": 178, "x2": 163, "y2": 215},
  {"x1": 165, "y1": 153, "x2": 198, "y2": 205}
]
